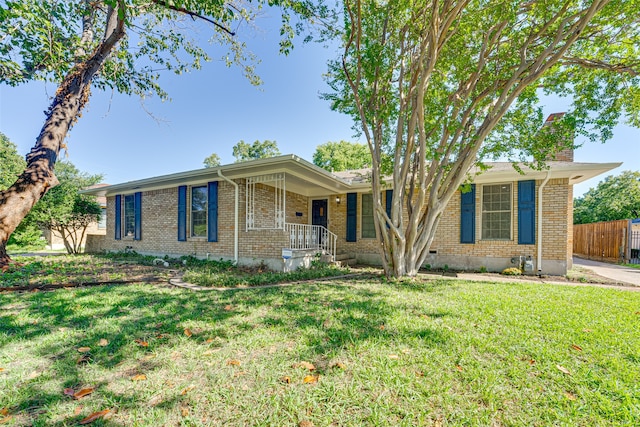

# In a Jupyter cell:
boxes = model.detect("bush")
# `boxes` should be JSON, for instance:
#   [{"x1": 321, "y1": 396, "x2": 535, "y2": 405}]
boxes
[
  {"x1": 7, "y1": 222, "x2": 46, "y2": 251},
  {"x1": 501, "y1": 267, "x2": 522, "y2": 276}
]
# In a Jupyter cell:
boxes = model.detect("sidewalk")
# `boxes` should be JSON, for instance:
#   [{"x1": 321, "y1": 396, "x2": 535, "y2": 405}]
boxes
[{"x1": 572, "y1": 257, "x2": 640, "y2": 286}]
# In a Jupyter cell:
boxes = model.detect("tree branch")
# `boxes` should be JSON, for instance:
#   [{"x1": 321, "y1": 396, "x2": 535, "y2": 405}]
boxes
[
  {"x1": 561, "y1": 57, "x2": 639, "y2": 77},
  {"x1": 151, "y1": 0, "x2": 236, "y2": 36}
]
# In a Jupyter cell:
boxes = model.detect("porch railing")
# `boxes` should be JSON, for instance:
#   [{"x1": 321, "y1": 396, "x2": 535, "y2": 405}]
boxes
[{"x1": 284, "y1": 223, "x2": 337, "y2": 262}]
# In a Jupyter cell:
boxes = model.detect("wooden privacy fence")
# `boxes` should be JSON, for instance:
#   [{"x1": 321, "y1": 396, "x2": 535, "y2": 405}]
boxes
[{"x1": 573, "y1": 219, "x2": 632, "y2": 263}]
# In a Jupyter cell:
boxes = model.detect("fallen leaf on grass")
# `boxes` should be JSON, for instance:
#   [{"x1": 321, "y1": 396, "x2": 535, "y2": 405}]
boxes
[
  {"x1": 298, "y1": 421, "x2": 314, "y2": 427},
  {"x1": 388, "y1": 354, "x2": 399, "y2": 360},
  {"x1": 281, "y1": 376, "x2": 291, "y2": 384},
  {"x1": 0, "y1": 368, "x2": 4, "y2": 372},
  {"x1": 332, "y1": 362, "x2": 346, "y2": 370},
  {"x1": 224, "y1": 305, "x2": 233, "y2": 311},
  {"x1": 529, "y1": 359, "x2": 536, "y2": 365},
  {"x1": 131, "y1": 374, "x2": 147, "y2": 381},
  {"x1": 77, "y1": 354, "x2": 91, "y2": 364},
  {"x1": 0, "y1": 415, "x2": 13, "y2": 424},
  {"x1": 142, "y1": 354, "x2": 156, "y2": 361},
  {"x1": 293, "y1": 361, "x2": 315, "y2": 371},
  {"x1": 556, "y1": 365, "x2": 571, "y2": 375},
  {"x1": 73, "y1": 388, "x2": 94, "y2": 399},
  {"x1": 234, "y1": 371, "x2": 247, "y2": 377},
  {"x1": 455, "y1": 365, "x2": 463, "y2": 372},
  {"x1": 564, "y1": 392, "x2": 577, "y2": 401},
  {"x1": 180, "y1": 385, "x2": 195, "y2": 395},
  {"x1": 98, "y1": 339, "x2": 108, "y2": 347},
  {"x1": 303, "y1": 375, "x2": 319, "y2": 384},
  {"x1": 27, "y1": 371, "x2": 41, "y2": 380},
  {"x1": 79, "y1": 409, "x2": 110, "y2": 425},
  {"x1": 378, "y1": 325, "x2": 385, "y2": 330},
  {"x1": 77, "y1": 347, "x2": 91, "y2": 353},
  {"x1": 571, "y1": 344, "x2": 583, "y2": 352},
  {"x1": 582, "y1": 328, "x2": 592, "y2": 333},
  {"x1": 0, "y1": 410, "x2": 7, "y2": 416},
  {"x1": 74, "y1": 406, "x2": 83, "y2": 415},
  {"x1": 134, "y1": 339, "x2": 149, "y2": 347},
  {"x1": 202, "y1": 349, "x2": 219, "y2": 356},
  {"x1": 181, "y1": 407, "x2": 189, "y2": 417},
  {"x1": 227, "y1": 359, "x2": 241, "y2": 366},
  {"x1": 64, "y1": 388, "x2": 76, "y2": 397},
  {"x1": 205, "y1": 338, "x2": 215, "y2": 343},
  {"x1": 415, "y1": 371, "x2": 424, "y2": 377},
  {"x1": 184, "y1": 328, "x2": 193, "y2": 337}
]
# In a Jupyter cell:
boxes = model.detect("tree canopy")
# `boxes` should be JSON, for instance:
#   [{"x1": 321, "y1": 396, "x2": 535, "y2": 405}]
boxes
[
  {"x1": 232, "y1": 140, "x2": 281, "y2": 162},
  {"x1": 203, "y1": 152, "x2": 222, "y2": 168},
  {"x1": 0, "y1": 132, "x2": 26, "y2": 190},
  {"x1": 324, "y1": 0, "x2": 640, "y2": 277},
  {"x1": 312, "y1": 140, "x2": 371, "y2": 171},
  {"x1": 574, "y1": 171, "x2": 640, "y2": 224}
]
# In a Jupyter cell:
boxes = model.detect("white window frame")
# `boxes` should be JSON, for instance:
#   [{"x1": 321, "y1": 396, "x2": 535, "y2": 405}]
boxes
[{"x1": 481, "y1": 183, "x2": 513, "y2": 241}]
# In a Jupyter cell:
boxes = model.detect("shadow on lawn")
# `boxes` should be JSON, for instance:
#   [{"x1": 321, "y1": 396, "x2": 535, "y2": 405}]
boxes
[{"x1": 0, "y1": 275, "x2": 453, "y2": 426}]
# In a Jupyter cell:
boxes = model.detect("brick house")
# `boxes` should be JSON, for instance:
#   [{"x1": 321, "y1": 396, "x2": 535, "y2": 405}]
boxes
[{"x1": 82, "y1": 150, "x2": 619, "y2": 275}]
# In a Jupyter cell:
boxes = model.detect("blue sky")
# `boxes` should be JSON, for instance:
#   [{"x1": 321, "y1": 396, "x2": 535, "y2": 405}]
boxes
[{"x1": 0, "y1": 16, "x2": 637, "y2": 197}]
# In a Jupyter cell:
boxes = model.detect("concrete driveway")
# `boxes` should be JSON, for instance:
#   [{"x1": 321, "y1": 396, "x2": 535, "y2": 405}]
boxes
[{"x1": 573, "y1": 257, "x2": 640, "y2": 286}]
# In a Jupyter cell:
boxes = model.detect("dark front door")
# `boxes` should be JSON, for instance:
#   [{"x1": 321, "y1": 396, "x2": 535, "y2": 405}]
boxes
[{"x1": 312, "y1": 199, "x2": 328, "y2": 229}]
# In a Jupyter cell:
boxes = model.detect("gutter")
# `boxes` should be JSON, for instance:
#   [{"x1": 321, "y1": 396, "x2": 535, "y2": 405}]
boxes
[
  {"x1": 537, "y1": 170, "x2": 552, "y2": 273},
  {"x1": 218, "y1": 170, "x2": 239, "y2": 265}
]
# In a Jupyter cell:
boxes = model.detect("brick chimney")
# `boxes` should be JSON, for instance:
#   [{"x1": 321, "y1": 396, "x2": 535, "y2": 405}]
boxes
[{"x1": 543, "y1": 112, "x2": 574, "y2": 162}]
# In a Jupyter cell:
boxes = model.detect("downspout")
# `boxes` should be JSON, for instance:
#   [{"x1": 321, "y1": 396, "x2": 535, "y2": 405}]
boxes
[
  {"x1": 218, "y1": 170, "x2": 239, "y2": 265},
  {"x1": 537, "y1": 171, "x2": 552, "y2": 274}
]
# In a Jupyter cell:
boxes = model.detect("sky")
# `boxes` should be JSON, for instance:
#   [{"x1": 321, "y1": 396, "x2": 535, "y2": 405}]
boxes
[{"x1": 0, "y1": 14, "x2": 638, "y2": 198}]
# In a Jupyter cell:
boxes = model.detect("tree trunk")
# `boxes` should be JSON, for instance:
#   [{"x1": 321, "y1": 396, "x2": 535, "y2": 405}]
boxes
[{"x1": 0, "y1": 4, "x2": 125, "y2": 269}]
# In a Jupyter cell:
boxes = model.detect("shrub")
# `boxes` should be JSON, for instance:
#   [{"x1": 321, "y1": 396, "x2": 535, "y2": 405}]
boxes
[{"x1": 501, "y1": 267, "x2": 522, "y2": 276}]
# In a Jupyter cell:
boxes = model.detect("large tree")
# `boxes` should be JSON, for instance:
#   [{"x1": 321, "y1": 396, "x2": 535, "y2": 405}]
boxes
[
  {"x1": 0, "y1": 0, "x2": 311, "y2": 268},
  {"x1": 574, "y1": 171, "x2": 640, "y2": 224},
  {"x1": 312, "y1": 140, "x2": 371, "y2": 171},
  {"x1": 325, "y1": 0, "x2": 640, "y2": 277},
  {"x1": 232, "y1": 139, "x2": 281, "y2": 162}
]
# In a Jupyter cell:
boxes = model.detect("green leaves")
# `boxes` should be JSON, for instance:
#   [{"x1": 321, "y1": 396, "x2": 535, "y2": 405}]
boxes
[{"x1": 574, "y1": 170, "x2": 640, "y2": 224}]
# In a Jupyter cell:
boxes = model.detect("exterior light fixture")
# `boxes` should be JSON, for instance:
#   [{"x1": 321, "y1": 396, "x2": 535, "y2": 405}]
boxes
[{"x1": 336, "y1": 196, "x2": 341, "y2": 204}]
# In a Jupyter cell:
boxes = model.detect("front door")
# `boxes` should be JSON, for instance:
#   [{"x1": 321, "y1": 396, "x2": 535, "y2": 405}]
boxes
[{"x1": 312, "y1": 199, "x2": 328, "y2": 229}]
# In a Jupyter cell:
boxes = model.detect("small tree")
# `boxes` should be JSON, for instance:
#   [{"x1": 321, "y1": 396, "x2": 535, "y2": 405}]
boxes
[
  {"x1": 29, "y1": 161, "x2": 103, "y2": 254},
  {"x1": 312, "y1": 141, "x2": 371, "y2": 172},
  {"x1": 574, "y1": 171, "x2": 640, "y2": 224},
  {"x1": 203, "y1": 153, "x2": 222, "y2": 168},
  {"x1": 232, "y1": 140, "x2": 281, "y2": 162}
]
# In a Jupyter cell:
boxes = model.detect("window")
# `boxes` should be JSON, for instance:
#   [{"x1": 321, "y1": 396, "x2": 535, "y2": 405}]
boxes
[
  {"x1": 98, "y1": 208, "x2": 106, "y2": 229},
  {"x1": 191, "y1": 186, "x2": 207, "y2": 237},
  {"x1": 124, "y1": 195, "x2": 135, "y2": 237},
  {"x1": 482, "y1": 183, "x2": 512, "y2": 240},
  {"x1": 361, "y1": 193, "x2": 376, "y2": 238}
]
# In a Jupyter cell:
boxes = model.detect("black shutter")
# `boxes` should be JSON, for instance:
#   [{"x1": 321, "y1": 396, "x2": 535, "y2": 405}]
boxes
[
  {"x1": 134, "y1": 192, "x2": 142, "y2": 240},
  {"x1": 518, "y1": 180, "x2": 536, "y2": 244},
  {"x1": 460, "y1": 185, "x2": 475, "y2": 244},
  {"x1": 178, "y1": 186, "x2": 187, "y2": 241},
  {"x1": 207, "y1": 181, "x2": 218, "y2": 242},
  {"x1": 114, "y1": 194, "x2": 121, "y2": 240},
  {"x1": 346, "y1": 192, "x2": 357, "y2": 242}
]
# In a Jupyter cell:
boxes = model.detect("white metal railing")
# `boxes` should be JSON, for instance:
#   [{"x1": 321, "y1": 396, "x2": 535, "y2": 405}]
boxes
[{"x1": 284, "y1": 223, "x2": 337, "y2": 261}]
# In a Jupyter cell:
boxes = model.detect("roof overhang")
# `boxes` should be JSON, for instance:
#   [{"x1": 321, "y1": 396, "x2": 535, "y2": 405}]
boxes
[
  {"x1": 81, "y1": 155, "x2": 354, "y2": 198},
  {"x1": 82, "y1": 156, "x2": 621, "y2": 198}
]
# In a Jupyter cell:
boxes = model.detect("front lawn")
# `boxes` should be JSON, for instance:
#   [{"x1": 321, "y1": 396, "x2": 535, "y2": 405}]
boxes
[{"x1": 0, "y1": 267, "x2": 638, "y2": 425}]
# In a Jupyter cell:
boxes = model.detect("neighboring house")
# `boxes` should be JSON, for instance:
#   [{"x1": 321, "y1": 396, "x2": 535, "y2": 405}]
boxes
[
  {"x1": 44, "y1": 184, "x2": 108, "y2": 250},
  {"x1": 82, "y1": 149, "x2": 619, "y2": 275}
]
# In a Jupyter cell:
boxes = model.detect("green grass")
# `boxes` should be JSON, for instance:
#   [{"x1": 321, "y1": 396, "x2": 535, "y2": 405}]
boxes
[
  {"x1": 621, "y1": 263, "x2": 640, "y2": 270},
  {"x1": 1, "y1": 273, "x2": 638, "y2": 426},
  {"x1": 1, "y1": 253, "x2": 352, "y2": 289}
]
